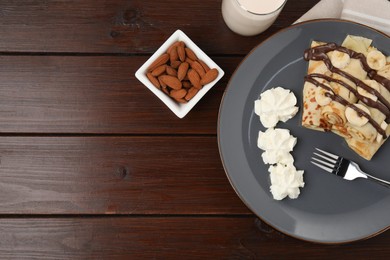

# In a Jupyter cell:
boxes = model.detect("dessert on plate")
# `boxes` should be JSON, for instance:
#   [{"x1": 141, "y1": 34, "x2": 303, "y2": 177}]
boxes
[{"x1": 302, "y1": 35, "x2": 390, "y2": 160}]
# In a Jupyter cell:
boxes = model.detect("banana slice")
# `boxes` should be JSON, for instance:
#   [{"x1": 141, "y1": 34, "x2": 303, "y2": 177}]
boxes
[
  {"x1": 314, "y1": 86, "x2": 332, "y2": 106},
  {"x1": 330, "y1": 50, "x2": 350, "y2": 69},
  {"x1": 345, "y1": 104, "x2": 370, "y2": 127},
  {"x1": 359, "y1": 80, "x2": 381, "y2": 102},
  {"x1": 376, "y1": 121, "x2": 388, "y2": 143},
  {"x1": 367, "y1": 50, "x2": 386, "y2": 70}
]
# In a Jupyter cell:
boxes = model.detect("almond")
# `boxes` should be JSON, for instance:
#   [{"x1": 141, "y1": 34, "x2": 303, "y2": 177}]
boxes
[
  {"x1": 151, "y1": 65, "x2": 166, "y2": 77},
  {"x1": 177, "y1": 62, "x2": 189, "y2": 81},
  {"x1": 187, "y1": 69, "x2": 202, "y2": 89},
  {"x1": 190, "y1": 61, "x2": 206, "y2": 78},
  {"x1": 185, "y1": 57, "x2": 194, "y2": 65},
  {"x1": 161, "y1": 86, "x2": 170, "y2": 95},
  {"x1": 198, "y1": 59, "x2": 210, "y2": 72},
  {"x1": 147, "y1": 73, "x2": 160, "y2": 89},
  {"x1": 174, "y1": 97, "x2": 187, "y2": 103},
  {"x1": 170, "y1": 60, "x2": 181, "y2": 69},
  {"x1": 148, "y1": 53, "x2": 169, "y2": 71},
  {"x1": 158, "y1": 76, "x2": 167, "y2": 88},
  {"x1": 169, "y1": 47, "x2": 179, "y2": 63},
  {"x1": 182, "y1": 81, "x2": 192, "y2": 89},
  {"x1": 200, "y1": 68, "x2": 219, "y2": 85},
  {"x1": 185, "y1": 47, "x2": 198, "y2": 61},
  {"x1": 160, "y1": 75, "x2": 182, "y2": 90},
  {"x1": 170, "y1": 88, "x2": 187, "y2": 99},
  {"x1": 185, "y1": 87, "x2": 199, "y2": 101},
  {"x1": 177, "y1": 42, "x2": 186, "y2": 62},
  {"x1": 166, "y1": 66, "x2": 178, "y2": 77},
  {"x1": 167, "y1": 41, "x2": 180, "y2": 54}
]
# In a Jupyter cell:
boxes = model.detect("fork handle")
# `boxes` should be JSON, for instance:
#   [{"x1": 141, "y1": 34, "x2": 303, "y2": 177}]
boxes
[
  {"x1": 365, "y1": 173, "x2": 390, "y2": 188},
  {"x1": 352, "y1": 162, "x2": 390, "y2": 188}
]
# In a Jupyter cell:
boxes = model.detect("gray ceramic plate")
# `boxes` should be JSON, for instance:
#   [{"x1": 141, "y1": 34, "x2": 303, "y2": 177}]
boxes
[{"x1": 218, "y1": 19, "x2": 390, "y2": 243}]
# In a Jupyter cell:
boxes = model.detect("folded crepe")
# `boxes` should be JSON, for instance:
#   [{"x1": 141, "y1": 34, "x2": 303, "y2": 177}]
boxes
[{"x1": 302, "y1": 35, "x2": 390, "y2": 160}]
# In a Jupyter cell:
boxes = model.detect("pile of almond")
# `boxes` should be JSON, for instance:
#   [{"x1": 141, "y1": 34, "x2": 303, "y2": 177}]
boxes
[{"x1": 146, "y1": 41, "x2": 219, "y2": 103}]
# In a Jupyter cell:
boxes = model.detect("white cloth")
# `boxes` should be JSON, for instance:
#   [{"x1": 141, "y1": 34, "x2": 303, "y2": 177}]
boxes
[{"x1": 295, "y1": 0, "x2": 390, "y2": 35}]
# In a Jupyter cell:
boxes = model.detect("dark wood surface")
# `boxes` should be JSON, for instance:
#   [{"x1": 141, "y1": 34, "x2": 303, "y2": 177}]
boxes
[{"x1": 1, "y1": 0, "x2": 389, "y2": 258}]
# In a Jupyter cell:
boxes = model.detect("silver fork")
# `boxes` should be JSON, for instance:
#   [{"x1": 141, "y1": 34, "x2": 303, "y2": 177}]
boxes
[{"x1": 311, "y1": 148, "x2": 390, "y2": 188}]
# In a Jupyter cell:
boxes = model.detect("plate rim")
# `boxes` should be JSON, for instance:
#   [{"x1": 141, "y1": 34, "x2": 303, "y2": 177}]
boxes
[{"x1": 217, "y1": 18, "x2": 390, "y2": 244}]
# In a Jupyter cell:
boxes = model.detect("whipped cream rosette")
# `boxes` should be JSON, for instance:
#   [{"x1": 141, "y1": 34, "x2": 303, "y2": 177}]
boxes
[
  {"x1": 269, "y1": 164, "x2": 305, "y2": 201},
  {"x1": 257, "y1": 128, "x2": 296, "y2": 165},
  {"x1": 254, "y1": 87, "x2": 299, "y2": 128}
]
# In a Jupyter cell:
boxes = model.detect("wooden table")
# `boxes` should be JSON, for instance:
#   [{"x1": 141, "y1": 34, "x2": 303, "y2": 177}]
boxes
[{"x1": 0, "y1": 0, "x2": 389, "y2": 258}]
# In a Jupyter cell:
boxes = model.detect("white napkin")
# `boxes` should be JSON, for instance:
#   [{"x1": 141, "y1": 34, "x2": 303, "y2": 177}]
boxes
[{"x1": 295, "y1": 0, "x2": 390, "y2": 35}]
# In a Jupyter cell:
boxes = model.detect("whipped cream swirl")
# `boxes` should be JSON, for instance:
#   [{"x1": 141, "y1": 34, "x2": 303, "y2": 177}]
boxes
[
  {"x1": 255, "y1": 87, "x2": 299, "y2": 128},
  {"x1": 257, "y1": 128, "x2": 296, "y2": 165},
  {"x1": 269, "y1": 164, "x2": 305, "y2": 200}
]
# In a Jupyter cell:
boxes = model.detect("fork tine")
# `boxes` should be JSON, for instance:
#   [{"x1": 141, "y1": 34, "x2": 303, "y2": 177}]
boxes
[
  {"x1": 311, "y1": 157, "x2": 335, "y2": 168},
  {"x1": 315, "y1": 148, "x2": 339, "y2": 160},
  {"x1": 311, "y1": 161, "x2": 333, "y2": 173},
  {"x1": 313, "y1": 152, "x2": 337, "y2": 164}
]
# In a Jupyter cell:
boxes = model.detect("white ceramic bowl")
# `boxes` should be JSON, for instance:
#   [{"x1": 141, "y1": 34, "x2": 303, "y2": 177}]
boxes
[{"x1": 135, "y1": 30, "x2": 224, "y2": 118}]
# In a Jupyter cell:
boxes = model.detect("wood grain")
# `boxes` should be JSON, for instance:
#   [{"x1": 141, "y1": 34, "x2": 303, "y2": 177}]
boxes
[
  {"x1": 0, "y1": 136, "x2": 249, "y2": 214},
  {"x1": 0, "y1": 56, "x2": 240, "y2": 134},
  {"x1": 0, "y1": 0, "x2": 320, "y2": 54},
  {"x1": 1, "y1": 0, "x2": 389, "y2": 257},
  {"x1": 0, "y1": 217, "x2": 388, "y2": 259}
]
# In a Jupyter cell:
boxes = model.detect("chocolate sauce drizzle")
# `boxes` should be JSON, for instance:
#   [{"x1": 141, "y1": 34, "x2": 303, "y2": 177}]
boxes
[
  {"x1": 304, "y1": 43, "x2": 390, "y2": 91},
  {"x1": 304, "y1": 42, "x2": 389, "y2": 137},
  {"x1": 305, "y1": 76, "x2": 386, "y2": 137},
  {"x1": 308, "y1": 73, "x2": 390, "y2": 122}
]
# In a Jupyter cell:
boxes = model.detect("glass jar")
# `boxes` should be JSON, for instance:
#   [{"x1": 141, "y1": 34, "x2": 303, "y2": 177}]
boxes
[{"x1": 222, "y1": 0, "x2": 287, "y2": 36}]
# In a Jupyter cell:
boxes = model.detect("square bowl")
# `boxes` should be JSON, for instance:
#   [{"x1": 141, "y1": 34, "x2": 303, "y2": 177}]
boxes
[{"x1": 135, "y1": 29, "x2": 224, "y2": 118}]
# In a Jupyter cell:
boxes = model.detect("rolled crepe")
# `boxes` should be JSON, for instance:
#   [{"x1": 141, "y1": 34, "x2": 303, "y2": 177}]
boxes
[
  {"x1": 321, "y1": 102, "x2": 346, "y2": 126},
  {"x1": 346, "y1": 103, "x2": 390, "y2": 160},
  {"x1": 345, "y1": 101, "x2": 384, "y2": 143},
  {"x1": 346, "y1": 138, "x2": 378, "y2": 160},
  {"x1": 302, "y1": 37, "x2": 390, "y2": 160},
  {"x1": 346, "y1": 122, "x2": 377, "y2": 143},
  {"x1": 302, "y1": 82, "x2": 329, "y2": 130},
  {"x1": 346, "y1": 127, "x2": 387, "y2": 160}
]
